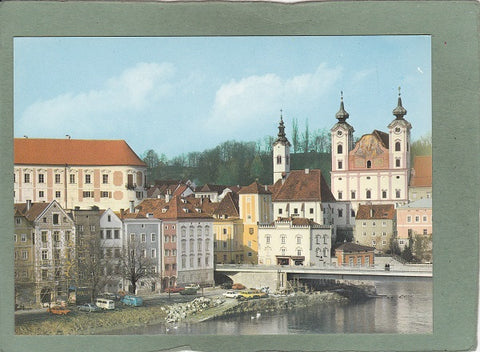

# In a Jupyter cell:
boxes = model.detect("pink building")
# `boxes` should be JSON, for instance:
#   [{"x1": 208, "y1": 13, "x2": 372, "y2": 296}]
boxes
[{"x1": 396, "y1": 198, "x2": 432, "y2": 248}]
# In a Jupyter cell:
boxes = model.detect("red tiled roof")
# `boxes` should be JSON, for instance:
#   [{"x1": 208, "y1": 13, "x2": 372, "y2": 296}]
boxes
[
  {"x1": 272, "y1": 169, "x2": 335, "y2": 202},
  {"x1": 238, "y1": 181, "x2": 272, "y2": 195},
  {"x1": 410, "y1": 155, "x2": 432, "y2": 187},
  {"x1": 372, "y1": 130, "x2": 389, "y2": 148},
  {"x1": 213, "y1": 192, "x2": 239, "y2": 218},
  {"x1": 335, "y1": 242, "x2": 375, "y2": 253},
  {"x1": 14, "y1": 202, "x2": 50, "y2": 222},
  {"x1": 355, "y1": 204, "x2": 395, "y2": 220},
  {"x1": 129, "y1": 195, "x2": 213, "y2": 220},
  {"x1": 198, "y1": 184, "x2": 229, "y2": 194},
  {"x1": 14, "y1": 138, "x2": 146, "y2": 167}
]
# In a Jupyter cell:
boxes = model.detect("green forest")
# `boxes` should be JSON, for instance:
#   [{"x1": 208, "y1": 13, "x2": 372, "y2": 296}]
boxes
[{"x1": 142, "y1": 128, "x2": 432, "y2": 188}]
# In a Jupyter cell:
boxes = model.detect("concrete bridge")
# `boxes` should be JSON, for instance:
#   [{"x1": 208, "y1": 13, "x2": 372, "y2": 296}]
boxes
[{"x1": 215, "y1": 263, "x2": 432, "y2": 291}]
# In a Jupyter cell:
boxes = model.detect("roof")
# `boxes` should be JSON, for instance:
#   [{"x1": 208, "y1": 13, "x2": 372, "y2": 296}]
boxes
[
  {"x1": 14, "y1": 202, "x2": 51, "y2": 222},
  {"x1": 14, "y1": 138, "x2": 146, "y2": 167},
  {"x1": 398, "y1": 198, "x2": 432, "y2": 209},
  {"x1": 238, "y1": 181, "x2": 272, "y2": 195},
  {"x1": 126, "y1": 195, "x2": 214, "y2": 220},
  {"x1": 335, "y1": 242, "x2": 375, "y2": 253},
  {"x1": 356, "y1": 204, "x2": 395, "y2": 220},
  {"x1": 410, "y1": 155, "x2": 432, "y2": 187},
  {"x1": 274, "y1": 217, "x2": 320, "y2": 226},
  {"x1": 272, "y1": 169, "x2": 335, "y2": 202},
  {"x1": 198, "y1": 184, "x2": 229, "y2": 194},
  {"x1": 213, "y1": 192, "x2": 239, "y2": 218},
  {"x1": 372, "y1": 130, "x2": 389, "y2": 148}
]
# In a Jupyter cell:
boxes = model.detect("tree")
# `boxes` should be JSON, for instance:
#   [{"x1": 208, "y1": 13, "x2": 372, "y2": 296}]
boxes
[
  {"x1": 250, "y1": 154, "x2": 264, "y2": 180},
  {"x1": 410, "y1": 132, "x2": 432, "y2": 163},
  {"x1": 291, "y1": 118, "x2": 300, "y2": 153},
  {"x1": 401, "y1": 244, "x2": 414, "y2": 262},
  {"x1": 119, "y1": 239, "x2": 158, "y2": 294},
  {"x1": 301, "y1": 119, "x2": 310, "y2": 152}
]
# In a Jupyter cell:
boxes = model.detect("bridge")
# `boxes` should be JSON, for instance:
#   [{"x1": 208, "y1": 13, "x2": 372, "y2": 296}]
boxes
[{"x1": 215, "y1": 263, "x2": 432, "y2": 290}]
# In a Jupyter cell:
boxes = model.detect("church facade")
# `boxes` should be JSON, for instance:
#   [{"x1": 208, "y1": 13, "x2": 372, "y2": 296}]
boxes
[{"x1": 330, "y1": 93, "x2": 412, "y2": 215}]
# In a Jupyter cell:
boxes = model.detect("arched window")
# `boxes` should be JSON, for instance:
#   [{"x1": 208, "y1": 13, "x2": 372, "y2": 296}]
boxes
[
  {"x1": 276, "y1": 155, "x2": 282, "y2": 164},
  {"x1": 395, "y1": 159, "x2": 401, "y2": 167},
  {"x1": 197, "y1": 226, "x2": 202, "y2": 238},
  {"x1": 337, "y1": 144, "x2": 343, "y2": 154},
  {"x1": 189, "y1": 226, "x2": 194, "y2": 237},
  {"x1": 366, "y1": 160, "x2": 372, "y2": 168},
  {"x1": 181, "y1": 226, "x2": 186, "y2": 237},
  {"x1": 366, "y1": 190, "x2": 371, "y2": 199},
  {"x1": 395, "y1": 141, "x2": 401, "y2": 151}
]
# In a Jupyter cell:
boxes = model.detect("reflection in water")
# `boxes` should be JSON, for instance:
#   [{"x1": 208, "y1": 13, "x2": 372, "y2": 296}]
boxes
[{"x1": 103, "y1": 280, "x2": 432, "y2": 335}]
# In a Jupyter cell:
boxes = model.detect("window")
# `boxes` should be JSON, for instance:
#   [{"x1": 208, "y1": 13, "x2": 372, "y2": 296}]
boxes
[
  {"x1": 85, "y1": 174, "x2": 91, "y2": 184},
  {"x1": 396, "y1": 190, "x2": 401, "y2": 198},
  {"x1": 42, "y1": 250, "x2": 48, "y2": 260},
  {"x1": 141, "y1": 233, "x2": 146, "y2": 242},
  {"x1": 415, "y1": 215, "x2": 420, "y2": 223},
  {"x1": 366, "y1": 160, "x2": 372, "y2": 168},
  {"x1": 383, "y1": 232, "x2": 387, "y2": 236},
  {"x1": 130, "y1": 233, "x2": 135, "y2": 241},
  {"x1": 199, "y1": 241, "x2": 203, "y2": 251},
  {"x1": 382, "y1": 190, "x2": 387, "y2": 199},
  {"x1": 39, "y1": 191, "x2": 44, "y2": 198},
  {"x1": 106, "y1": 230, "x2": 112, "y2": 239},
  {"x1": 338, "y1": 191, "x2": 343, "y2": 200},
  {"x1": 83, "y1": 191, "x2": 93, "y2": 198},
  {"x1": 22, "y1": 251, "x2": 28, "y2": 260},
  {"x1": 337, "y1": 144, "x2": 343, "y2": 154},
  {"x1": 423, "y1": 215, "x2": 428, "y2": 222},
  {"x1": 338, "y1": 209, "x2": 343, "y2": 218},
  {"x1": 101, "y1": 191, "x2": 110, "y2": 198},
  {"x1": 65, "y1": 231, "x2": 71, "y2": 242},
  {"x1": 281, "y1": 235, "x2": 286, "y2": 244},
  {"x1": 297, "y1": 249, "x2": 302, "y2": 256},
  {"x1": 293, "y1": 208, "x2": 298, "y2": 214},
  {"x1": 362, "y1": 222, "x2": 366, "y2": 227},
  {"x1": 372, "y1": 221, "x2": 376, "y2": 227},
  {"x1": 102, "y1": 174, "x2": 108, "y2": 184},
  {"x1": 296, "y1": 236, "x2": 301, "y2": 244},
  {"x1": 395, "y1": 159, "x2": 401, "y2": 167},
  {"x1": 38, "y1": 174, "x2": 45, "y2": 183},
  {"x1": 55, "y1": 174, "x2": 61, "y2": 184},
  {"x1": 338, "y1": 161, "x2": 343, "y2": 169},
  {"x1": 309, "y1": 208, "x2": 314, "y2": 214},
  {"x1": 316, "y1": 236, "x2": 320, "y2": 244},
  {"x1": 223, "y1": 228, "x2": 227, "y2": 235},
  {"x1": 24, "y1": 174, "x2": 30, "y2": 183},
  {"x1": 279, "y1": 208, "x2": 283, "y2": 215},
  {"x1": 276, "y1": 155, "x2": 282, "y2": 164},
  {"x1": 281, "y1": 247, "x2": 286, "y2": 255},
  {"x1": 366, "y1": 190, "x2": 371, "y2": 199},
  {"x1": 247, "y1": 252, "x2": 253, "y2": 257},
  {"x1": 266, "y1": 235, "x2": 271, "y2": 244},
  {"x1": 423, "y1": 229, "x2": 428, "y2": 235},
  {"x1": 151, "y1": 233, "x2": 156, "y2": 242},
  {"x1": 351, "y1": 191, "x2": 356, "y2": 199},
  {"x1": 53, "y1": 231, "x2": 60, "y2": 242},
  {"x1": 363, "y1": 231, "x2": 367, "y2": 236},
  {"x1": 395, "y1": 141, "x2": 401, "y2": 151},
  {"x1": 69, "y1": 174, "x2": 75, "y2": 184},
  {"x1": 113, "y1": 229, "x2": 119, "y2": 239},
  {"x1": 372, "y1": 240, "x2": 376, "y2": 246},
  {"x1": 151, "y1": 249, "x2": 156, "y2": 258},
  {"x1": 357, "y1": 257, "x2": 362, "y2": 266},
  {"x1": 323, "y1": 235, "x2": 328, "y2": 244},
  {"x1": 42, "y1": 269, "x2": 48, "y2": 280},
  {"x1": 382, "y1": 221, "x2": 387, "y2": 227},
  {"x1": 52, "y1": 214, "x2": 59, "y2": 225},
  {"x1": 351, "y1": 209, "x2": 355, "y2": 217},
  {"x1": 55, "y1": 191, "x2": 61, "y2": 198},
  {"x1": 21, "y1": 233, "x2": 27, "y2": 242}
]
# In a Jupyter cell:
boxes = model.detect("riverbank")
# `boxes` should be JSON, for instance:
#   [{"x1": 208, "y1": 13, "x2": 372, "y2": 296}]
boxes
[{"x1": 15, "y1": 290, "x2": 352, "y2": 335}]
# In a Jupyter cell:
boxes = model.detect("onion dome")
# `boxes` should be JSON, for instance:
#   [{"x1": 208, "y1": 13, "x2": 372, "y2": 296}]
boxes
[
  {"x1": 335, "y1": 91, "x2": 350, "y2": 122},
  {"x1": 393, "y1": 87, "x2": 407, "y2": 119}
]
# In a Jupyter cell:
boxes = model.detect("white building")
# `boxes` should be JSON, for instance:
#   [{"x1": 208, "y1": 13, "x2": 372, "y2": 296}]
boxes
[
  {"x1": 99, "y1": 209, "x2": 124, "y2": 293},
  {"x1": 14, "y1": 138, "x2": 147, "y2": 212},
  {"x1": 330, "y1": 93, "x2": 412, "y2": 213},
  {"x1": 258, "y1": 218, "x2": 332, "y2": 267}
]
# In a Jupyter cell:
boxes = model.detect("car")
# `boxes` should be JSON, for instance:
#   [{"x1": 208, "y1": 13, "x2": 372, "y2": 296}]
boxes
[
  {"x1": 47, "y1": 306, "x2": 71, "y2": 315},
  {"x1": 78, "y1": 303, "x2": 100, "y2": 312},
  {"x1": 180, "y1": 287, "x2": 198, "y2": 295},
  {"x1": 232, "y1": 283, "x2": 246, "y2": 290},
  {"x1": 223, "y1": 290, "x2": 239, "y2": 298},
  {"x1": 185, "y1": 284, "x2": 200, "y2": 290},
  {"x1": 99, "y1": 292, "x2": 121, "y2": 301},
  {"x1": 164, "y1": 287, "x2": 185, "y2": 293},
  {"x1": 121, "y1": 295, "x2": 143, "y2": 307},
  {"x1": 236, "y1": 290, "x2": 268, "y2": 300}
]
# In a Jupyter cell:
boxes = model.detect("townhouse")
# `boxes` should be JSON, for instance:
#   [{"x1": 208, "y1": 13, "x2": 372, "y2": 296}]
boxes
[{"x1": 354, "y1": 204, "x2": 396, "y2": 253}]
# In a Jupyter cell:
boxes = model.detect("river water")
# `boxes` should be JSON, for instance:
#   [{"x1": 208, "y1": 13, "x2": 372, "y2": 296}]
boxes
[{"x1": 104, "y1": 279, "x2": 432, "y2": 335}]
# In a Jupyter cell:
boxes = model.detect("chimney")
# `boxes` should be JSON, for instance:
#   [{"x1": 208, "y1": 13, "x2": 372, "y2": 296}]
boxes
[
  {"x1": 305, "y1": 168, "x2": 310, "y2": 174},
  {"x1": 264, "y1": 185, "x2": 268, "y2": 191},
  {"x1": 129, "y1": 201, "x2": 135, "y2": 213},
  {"x1": 26, "y1": 199, "x2": 32, "y2": 211},
  {"x1": 165, "y1": 193, "x2": 170, "y2": 203}
]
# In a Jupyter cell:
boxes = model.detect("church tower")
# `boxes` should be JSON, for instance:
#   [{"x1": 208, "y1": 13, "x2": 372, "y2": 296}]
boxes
[
  {"x1": 388, "y1": 88, "x2": 412, "y2": 175},
  {"x1": 331, "y1": 92, "x2": 355, "y2": 175},
  {"x1": 273, "y1": 111, "x2": 291, "y2": 184}
]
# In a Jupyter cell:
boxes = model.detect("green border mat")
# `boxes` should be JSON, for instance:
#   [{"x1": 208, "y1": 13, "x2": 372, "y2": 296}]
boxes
[{"x1": 1, "y1": 1, "x2": 478, "y2": 351}]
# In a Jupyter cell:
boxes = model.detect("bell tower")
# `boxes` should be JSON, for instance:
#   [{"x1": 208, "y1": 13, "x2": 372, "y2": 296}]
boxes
[
  {"x1": 388, "y1": 88, "x2": 412, "y2": 172},
  {"x1": 331, "y1": 92, "x2": 355, "y2": 173},
  {"x1": 273, "y1": 111, "x2": 291, "y2": 184}
]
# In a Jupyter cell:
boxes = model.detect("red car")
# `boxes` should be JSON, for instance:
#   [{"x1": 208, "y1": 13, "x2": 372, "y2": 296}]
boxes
[
  {"x1": 47, "y1": 306, "x2": 71, "y2": 315},
  {"x1": 232, "y1": 283, "x2": 246, "y2": 290},
  {"x1": 164, "y1": 287, "x2": 185, "y2": 293}
]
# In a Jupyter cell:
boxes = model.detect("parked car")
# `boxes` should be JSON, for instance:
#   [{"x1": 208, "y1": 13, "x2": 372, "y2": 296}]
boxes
[
  {"x1": 236, "y1": 290, "x2": 268, "y2": 300},
  {"x1": 180, "y1": 287, "x2": 198, "y2": 295},
  {"x1": 164, "y1": 287, "x2": 185, "y2": 293},
  {"x1": 95, "y1": 298, "x2": 115, "y2": 310},
  {"x1": 121, "y1": 295, "x2": 143, "y2": 307},
  {"x1": 99, "y1": 292, "x2": 121, "y2": 301},
  {"x1": 223, "y1": 290, "x2": 239, "y2": 298},
  {"x1": 185, "y1": 284, "x2": 200, "y2": 290},
  {"x1": 47, "y1": 306, "x2": 71, "y2": 315},
  {"x1": 232, "y1": 283, "x2": 246, "y2": 290},
  {"x1": 77, "y1": 303, "x2": 100, "y2": 312}
]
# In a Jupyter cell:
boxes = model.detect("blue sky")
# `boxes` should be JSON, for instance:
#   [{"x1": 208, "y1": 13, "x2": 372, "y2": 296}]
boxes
[{"x1": 14, "y1": 36, "x2": 431, "y2": 158}]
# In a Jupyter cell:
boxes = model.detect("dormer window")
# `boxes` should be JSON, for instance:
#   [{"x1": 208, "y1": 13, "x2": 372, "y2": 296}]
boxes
[
  {"x1": 162, "y1": 208, "x2": 167, "y2": 213},
  {"x1": 183, "y1": 208, "x2": 189, "y2": 213},
  {"x1": 195, "y1": 208, "x2": 202, "y2": 213}
]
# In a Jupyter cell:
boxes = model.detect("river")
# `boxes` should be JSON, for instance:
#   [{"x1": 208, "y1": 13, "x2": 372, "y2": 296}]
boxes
[{"x1": 103, "y1": 279, "x2": 432, "y2": 335}]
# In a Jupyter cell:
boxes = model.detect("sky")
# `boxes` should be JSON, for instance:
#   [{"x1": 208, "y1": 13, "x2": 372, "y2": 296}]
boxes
[{"x1": 14, "y1": 36, "x2": 431, "y2": 158}]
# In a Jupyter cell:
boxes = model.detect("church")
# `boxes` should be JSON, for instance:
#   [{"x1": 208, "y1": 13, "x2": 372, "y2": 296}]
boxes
[{"x1": 330, "y1": 91, "x2": 412, "y2": 216}]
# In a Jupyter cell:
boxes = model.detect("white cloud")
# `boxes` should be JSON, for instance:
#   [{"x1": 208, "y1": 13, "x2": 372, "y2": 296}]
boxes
[
  {"x1": 207, "y1": 63, "x2": 342, "y2": 134},
  {"x1": 352, "y1": 68, "x2": 375, "y2": 83},
  {"x1": 17, "y1": 62, "x2": 175, "y2": 137}
]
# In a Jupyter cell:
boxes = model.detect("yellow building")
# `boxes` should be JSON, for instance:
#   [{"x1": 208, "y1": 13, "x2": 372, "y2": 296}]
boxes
[{"x1": 238, "y1": 181, "x2": 273, "y2": 264}]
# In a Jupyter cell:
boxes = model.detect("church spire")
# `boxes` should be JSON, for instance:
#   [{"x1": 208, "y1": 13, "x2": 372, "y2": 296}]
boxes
[
  {"x1": 335, "y1": 91, "x2": 350, "y2": 122},
  {"x1": 392, "y1": 87, "x2": 407, "y2": 119},
  {"x1": 275, "y1": 109, "x2": 289, "y2": 144}
]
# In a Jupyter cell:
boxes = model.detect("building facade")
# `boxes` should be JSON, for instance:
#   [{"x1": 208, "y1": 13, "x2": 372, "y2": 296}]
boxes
[
  {"x1": 258, "y1": 218, "x2": 332, "y2": 267},
  {"x1": 330, "y1": 93, "x2": 412, "y2": 213},
  {"x1": 335, "y1": 242, "x2": 375, "y2": 267},
  {"x1": 14, "y1": 138, "x2": 147, "y2": 212},
  {"x1": 396, "y1": 198, "x2": 432, "y2": 249},
  {"x1": 409, "y1": 155, "x2": 432, "y2": 202},
  {"x1": 354, "y1": 204, "x2": 396, "y2": 253}
]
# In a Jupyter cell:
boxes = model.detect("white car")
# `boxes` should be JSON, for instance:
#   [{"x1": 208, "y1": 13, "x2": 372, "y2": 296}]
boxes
[
  {"x1": 223, "y1": 290, "x2": 239, "y2": 298},
  {"x1": 185, "y1": 284, "x2": 200, "y2": 290}
]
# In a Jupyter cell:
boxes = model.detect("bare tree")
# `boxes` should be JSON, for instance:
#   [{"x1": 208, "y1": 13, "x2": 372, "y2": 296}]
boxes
[{"x1": 119, "y1": 239, "x2": 158, "y2": 294}]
